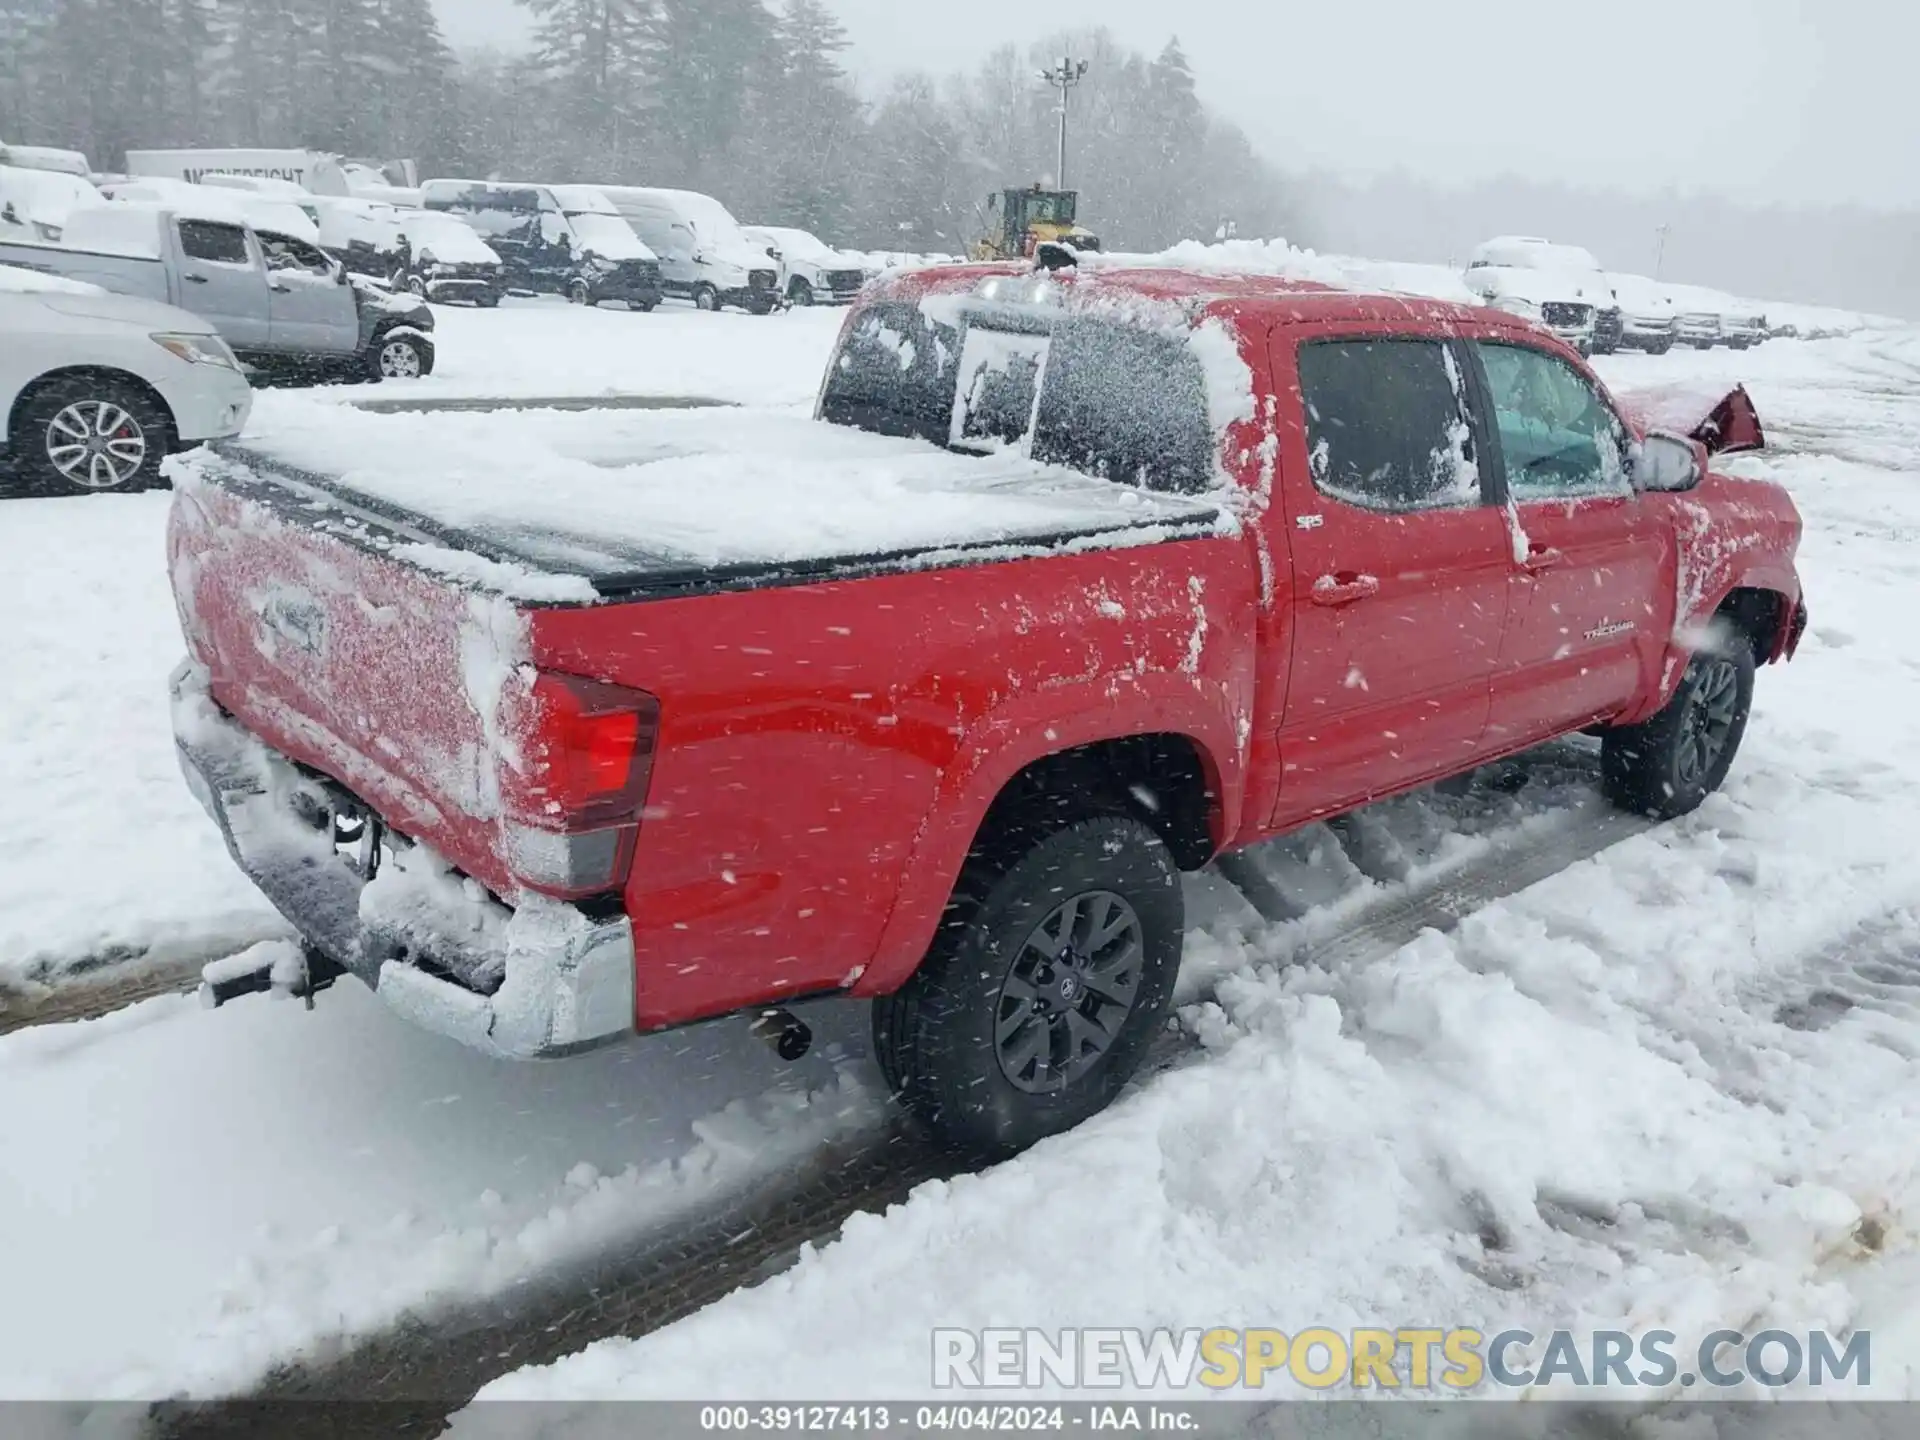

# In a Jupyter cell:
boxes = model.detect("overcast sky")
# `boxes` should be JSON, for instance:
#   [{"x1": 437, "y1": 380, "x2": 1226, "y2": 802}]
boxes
[{"x1": 432, "y1": 0, "x2": 1919, "y2": 210}]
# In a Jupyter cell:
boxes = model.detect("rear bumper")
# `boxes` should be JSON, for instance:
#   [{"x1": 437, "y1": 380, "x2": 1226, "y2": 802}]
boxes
[{"x1": 170, "y1": 660, "x2": 637, "y2": 1060}]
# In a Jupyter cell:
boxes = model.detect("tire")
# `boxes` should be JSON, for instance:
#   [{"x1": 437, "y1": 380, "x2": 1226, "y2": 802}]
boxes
[
  {"x1": 876, "y1": 816, "x2": 1183, "y2": 1157},
  {"x1": 14, "y1": 374, "x2": 172, "y2": 495},
  {"x1": 692, "y1": 284, "x2": 720, "y2": 312},
  {"x1": 629, "y1": 299, "x2": 659, "y2": 313},
  {"x1": 567, "y1": 279, "x2": 592, "y2": 306},
  {"x1": 367, "y1": 332, "x2": 428, "y2": 382},
  {"x1": 475, "y1": 292, "x2": 501, "y2": 309},
  {"x1": 1648, "y1": 337, "x2": 1675, "y2": 356},
  {"x1": 405, "y1": 274, "x2": 427, "y2": 300},
  {"x1": 1601, "y1": 636, "x2": 1755, "y2": 820},
  {"x1": 788, "y1": 278, "x2": 814, "y2": 307}
]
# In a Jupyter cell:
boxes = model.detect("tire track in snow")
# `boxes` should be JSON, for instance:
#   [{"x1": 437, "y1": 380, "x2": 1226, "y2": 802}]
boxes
[{"x1": 155, "y1": 791, "x2": 1653, "y2": 1436}]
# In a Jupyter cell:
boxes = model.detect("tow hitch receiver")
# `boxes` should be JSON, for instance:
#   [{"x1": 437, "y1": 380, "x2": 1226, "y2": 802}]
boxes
[{"x1": 200, "y1": 943, "x2": 349, "y2": 1011}]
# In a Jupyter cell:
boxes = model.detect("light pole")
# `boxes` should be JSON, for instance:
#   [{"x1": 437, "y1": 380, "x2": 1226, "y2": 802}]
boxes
[
  {"x1": 1654, "y1": 223, "x2": 1672, "y2": 279},
  {"x1": 1039, "y1": 56, "x2": 1089, "y2": 190}
]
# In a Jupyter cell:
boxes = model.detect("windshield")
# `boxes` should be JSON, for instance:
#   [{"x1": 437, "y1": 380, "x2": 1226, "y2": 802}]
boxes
[
  {"x1": 403, "y1": 212, "x2": 496, "y2": 262},
  {"x1": 820, "y1": 300, "x2": 1214, "y2": 495},
  {"x1": 1018, "y1": 192, "x2": 1077, "y2": 225},
  {"x1": 566, "y1": 211, "x2": 653, "y2": 259},
  {"x1": 768, "y1": 228, "x2": 833, "y2": 262}
]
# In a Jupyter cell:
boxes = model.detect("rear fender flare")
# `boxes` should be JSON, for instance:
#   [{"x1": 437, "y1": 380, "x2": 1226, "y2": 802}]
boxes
[{"x1": 852, "y1": 671, "x2": 1244, "y2": 997}]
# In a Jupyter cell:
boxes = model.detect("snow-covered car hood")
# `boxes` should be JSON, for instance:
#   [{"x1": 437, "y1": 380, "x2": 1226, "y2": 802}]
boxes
[
  {"x1": 1469, "y1": 266, "x2": 1617, "y2": 308},
  {"x1": 1612, "y1": 381, "x2": 1766, "y2": 455},
  {"x1": 706, "y1": 242, "x2": 774, "y2": 276},
  {"x1": 0, "y1": 262, "x2": 103, "y2": 296},
  {"x1": 351, "y1": 275, "x2": 434, "y2": 330},
  {"x1": 34, "y1": 289, "x2": 219, "y2": 333}
]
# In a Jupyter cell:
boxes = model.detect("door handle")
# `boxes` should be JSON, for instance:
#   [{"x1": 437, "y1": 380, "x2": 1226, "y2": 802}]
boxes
[
  {"x1": 184, "y1": 273, "x2": 209, "y2": 284},
  {"x1": 1522, "y1": 545, "x2": 1565, "y2": 573},
  {"x1": 269, "y1": 281, "x2": 291, "y2": 293},
  {"x1": 1311, "y1": 573, "x2": 1381, "y2": 607}
]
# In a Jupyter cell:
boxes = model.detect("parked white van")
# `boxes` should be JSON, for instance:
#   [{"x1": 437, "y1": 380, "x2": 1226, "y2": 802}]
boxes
[{"x1": 595, "y1": 187, "x2": 780, "y2": 314}]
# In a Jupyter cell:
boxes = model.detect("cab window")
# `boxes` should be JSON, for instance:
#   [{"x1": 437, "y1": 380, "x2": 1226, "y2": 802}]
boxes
[
  {"x1": 1295, "y1": 339, "x2": 1482, "y2": 513},
  {"x1": 259, "y1": 232, "x2": 333, "y2": 277},
  {"x1": 1475, "y1": 343, "x2": 1631, "y2": 501},
  {"x1": 178, "y1": 220, "x2": 252, "y2": 266}
]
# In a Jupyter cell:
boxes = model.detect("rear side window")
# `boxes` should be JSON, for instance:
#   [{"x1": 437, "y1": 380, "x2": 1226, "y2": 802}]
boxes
[
  {"x1": 178, "y1": 221, "x2": 251, "y2": 266},
  {"x1": 820, "y1": 301, "x2": 962, "y2": 443},
  {"x1": 1032, "y1": 319, "x2": 1211, "y2": 495},
  {"x1": 1296, "y1": 339, "x2": 1481, "y2": 512},
  {"x1": 820, "y1": 302, "x2": 1214, "y2": 496}
]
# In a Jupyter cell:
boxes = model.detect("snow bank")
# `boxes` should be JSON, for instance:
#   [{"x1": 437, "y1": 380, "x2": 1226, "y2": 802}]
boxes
[
  {"x1": 1088, "y1": 237, "x2": 1479, "y2": 306},
  {"x1": 0, "y1": 495, "x2": 283, "y2": 986}
]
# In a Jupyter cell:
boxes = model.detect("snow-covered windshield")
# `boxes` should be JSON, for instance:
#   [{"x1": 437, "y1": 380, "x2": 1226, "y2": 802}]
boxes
[
  {"x1": 401, "y1": 212, "x2": 497, "y2": 263},
  {"x1": 566, "y1": 211, "x2": 653, "y2": 260},
  {"x1": 763, "y1": 228, "x2": 834, "y2": 263},
  {"x1": 820, "y1": 300, "x2": 1215, "y2": 496},
  {"x1": 684, "y1": 198, "x2": 750, "y2": 251}
]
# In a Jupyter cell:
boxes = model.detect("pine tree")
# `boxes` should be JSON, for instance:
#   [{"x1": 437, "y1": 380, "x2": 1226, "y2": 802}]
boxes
[
  {"x1": 751, "y1": 0, "x2": 862, "y2": 235},
  {"x1": 645, "y1": 0, "x2": 776, "y2": 190},
  {"x1": 519, "y1": 0, "x2": 653, "y2": 158}
]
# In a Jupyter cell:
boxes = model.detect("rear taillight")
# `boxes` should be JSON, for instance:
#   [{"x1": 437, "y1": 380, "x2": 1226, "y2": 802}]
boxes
[{"x1": 506, "y1": 672, "x2": 660, "y2": 898}]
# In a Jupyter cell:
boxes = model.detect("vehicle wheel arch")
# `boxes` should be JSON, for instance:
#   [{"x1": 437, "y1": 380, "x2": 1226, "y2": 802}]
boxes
[
  {"x1": 9, "y1": 366, "x2": 178, "y2": 455},
  {"x1": 853, "y1": 686, "x2": 1241, "y2": 999},
  {"x1": 1713, "y1": 584, "x2": 1797, "y2": 665}
]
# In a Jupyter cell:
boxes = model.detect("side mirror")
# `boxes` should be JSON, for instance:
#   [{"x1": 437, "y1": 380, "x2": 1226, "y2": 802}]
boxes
[{"x1": 1633, "y1": 431, "x2": 1706, "y2": 493}]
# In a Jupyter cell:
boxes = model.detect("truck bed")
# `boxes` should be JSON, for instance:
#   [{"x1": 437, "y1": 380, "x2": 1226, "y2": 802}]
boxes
[{"x1": 178, "y1": 402, "x2": 1229, "y2": 602}]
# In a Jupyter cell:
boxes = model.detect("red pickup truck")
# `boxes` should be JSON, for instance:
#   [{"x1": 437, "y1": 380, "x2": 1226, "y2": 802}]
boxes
[{"x1": 168, "y1": 261, "x2": 1805, "y2": 1153}]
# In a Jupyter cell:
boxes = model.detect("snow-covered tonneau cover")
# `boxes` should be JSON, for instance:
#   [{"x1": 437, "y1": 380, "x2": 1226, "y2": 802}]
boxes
[{"x1": 176, "y1": 404, "x2": 1227, "y2": 604}]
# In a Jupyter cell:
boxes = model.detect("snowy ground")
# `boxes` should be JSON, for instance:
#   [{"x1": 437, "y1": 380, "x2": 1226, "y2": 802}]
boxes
[
  {"x1": 0, "y1": 292, "x2": 1916, "y2": 1412},
  {"x1": 321, "y1": 294, "x2": 847, "y2": 408}
]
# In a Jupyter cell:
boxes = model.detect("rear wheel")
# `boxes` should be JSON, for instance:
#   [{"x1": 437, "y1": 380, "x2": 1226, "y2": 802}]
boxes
[
  {"x1": 1602, "y1": 638, "x2": 1755, "y2": 819},
  {"x1": 788, "y1": 278, "x2": 814, "y2": 307},
  {"x1": 692, "y1": 283, "x2": 720, "y2": 312},
  {"x1": 875, "y1": 816, "x2": 1182, "y2": 1157},
  {"x1": 567, "y1": 278, "x2": 592, "y2": 306},
  {"x1": 15, "y1": 375, "x2": 171, "y2": 495},
  {"x1": 405, "y1": 274, "x2": 427, "y2": 299}
]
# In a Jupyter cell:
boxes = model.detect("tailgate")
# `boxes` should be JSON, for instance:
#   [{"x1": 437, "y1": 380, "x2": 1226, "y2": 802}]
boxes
[{"x1": 168, "y1": 453, "x2": 539, "y2": 901}]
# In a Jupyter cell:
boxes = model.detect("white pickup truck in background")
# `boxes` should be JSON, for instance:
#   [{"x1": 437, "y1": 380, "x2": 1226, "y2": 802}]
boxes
[{"x1": 0, "y1": 201, "x2": 435, "y2": 383}]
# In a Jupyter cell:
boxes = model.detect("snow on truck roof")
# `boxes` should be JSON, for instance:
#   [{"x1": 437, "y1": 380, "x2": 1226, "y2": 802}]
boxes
[{"x1": 184, "y1": 402, "x2": 1229, "y2": 603}]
